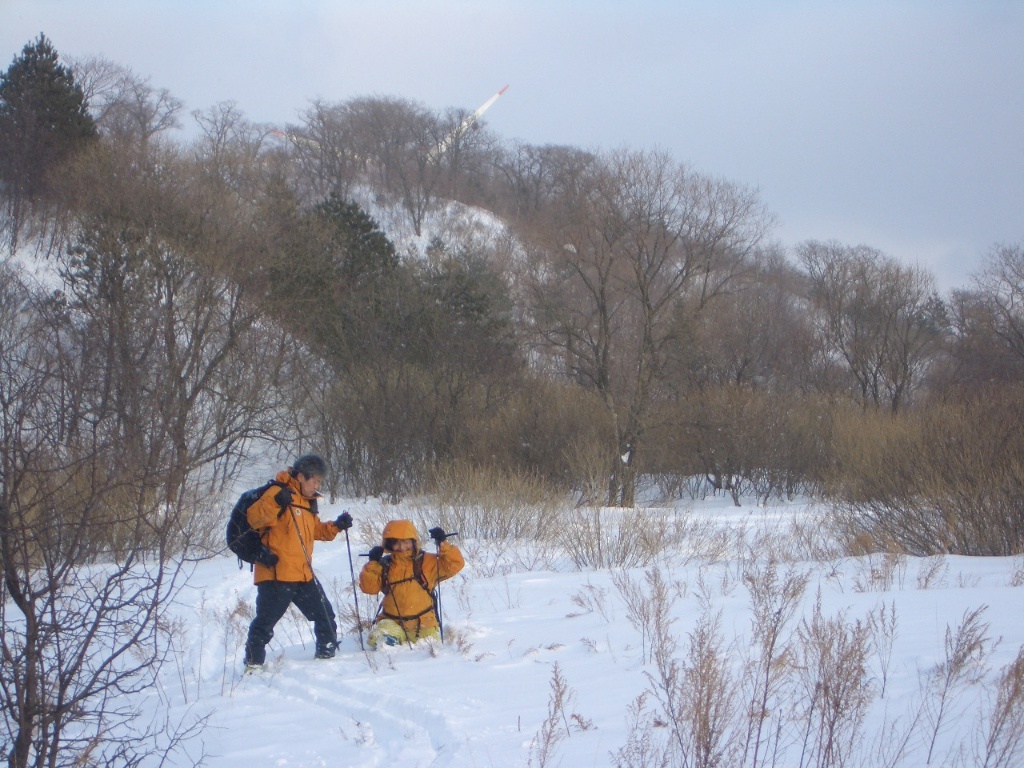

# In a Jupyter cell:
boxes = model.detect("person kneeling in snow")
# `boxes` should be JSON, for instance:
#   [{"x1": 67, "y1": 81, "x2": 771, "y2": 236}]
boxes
[{"x1": 359, "y1": 520, "x2": 464, "y2": 647}]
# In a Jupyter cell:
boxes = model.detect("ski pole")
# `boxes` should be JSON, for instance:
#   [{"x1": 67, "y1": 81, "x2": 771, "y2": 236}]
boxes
[
  {"x1": 344, "y1": 526, "x2": 365, "y2": 650},
  {"x1": 433, "y1": 532, "x2": 459, "y2": 644},
  {"x1": 289, "y1": 505, "x2": 338, "y2": 652}
]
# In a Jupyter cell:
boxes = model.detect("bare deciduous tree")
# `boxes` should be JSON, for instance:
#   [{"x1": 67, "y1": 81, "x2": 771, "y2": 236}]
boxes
[
  {"x1": 71, "y1": 56, "x2": 182, "y2": 145},
  {"x1": 58, "y1": 139, "x2": 288, "y2": 503},
  {"x1": 0, "y1": 92, "x2": 302, "y2": 765},
  {"x1": 976, "y1": 242, "x2": 1024, "y2": 364},
  {"x1": 494, "y1": 142, "x2": 595, "y2": 222},
  {"x1": 285, "y1": 99, "x2": 363, "y2": 204},
  {"x1": 0, "y1": 264, "x2": 208, "y2": 768},
  {"x1": 334, "y1": 96, "x2": 447, "y2": 237},
  {"x1": 945, "y1": 242, "x2": 1024, "y2": 396},
  {"x1": 798, "y1": 240, "x2": 946, "y2": 412},
  {"x1": 524, "y1": 148, "x2": 771, "y2": 505},
  {"x1": 674, "y1": 250, "x2": 814, "y2": 391}
]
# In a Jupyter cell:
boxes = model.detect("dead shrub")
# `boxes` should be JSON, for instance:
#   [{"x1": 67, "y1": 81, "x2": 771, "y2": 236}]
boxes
[
  {"x1": 646, "y1": 388, "x2": 831, "y2": 505},
  {"x1": 456, "y1": 378, "x2": 610, "y2": 491},
  {"x1": 652, "y1": 610, "x2": 741, "y2": 768},
  {"x1": 612, "y1": 693, "x2": 671, "y2": 768},
  {"x1": 852, "y1": 552, "x2": 908, "y2": 592},
  {"x1": 824, "y1": 393, "x2": 1024, "y2": 556},
  {"x1": 419, "y1": 460, "x2": 566, "y2": 543},
  {"x1": 868, "y1": 601, "x2": 899, "y2": 699},
  {"x1": 612, "y1": 567, "x2": 677, "y2": 665},
  {"x1": 613, "y1": 567, "x2": 740, "y2": 768},
  {"x1": 218, "y1": 596, "x2": 254, "y2": 694},
  {"x1": 568, "y1": 580, "x2": 612, "y2": 622},
  {"x1": 565, "y1": 436, "x2": 618, "y2": 507},
  {"x1": 354, "y1": 464, "x2": 566, "y2": 575},
  {"x1": 562, "y1": 507, "x2": 689, "y2": 570}
]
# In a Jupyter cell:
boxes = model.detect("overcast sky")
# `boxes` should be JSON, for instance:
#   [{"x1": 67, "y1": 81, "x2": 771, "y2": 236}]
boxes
[{"x1": 3, "y1": 1, "x2": 1022, "y2": 291}]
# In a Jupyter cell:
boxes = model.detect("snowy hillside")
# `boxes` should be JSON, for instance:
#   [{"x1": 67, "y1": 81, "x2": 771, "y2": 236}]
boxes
[
  {"x1": 350, "y1": 187, "x2": 515, "y2": 267},
  {"x1": 150, "y1": 495, "x2": 1024, "y2": 767}
]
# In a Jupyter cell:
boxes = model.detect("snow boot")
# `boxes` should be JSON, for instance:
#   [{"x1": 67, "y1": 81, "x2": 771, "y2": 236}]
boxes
[
  {"x1": 244, "y1": 640, "x2": 266, "y2": 667},
  {"x1": 315, "y1": 642, "x2": 337, "y2": 659}
]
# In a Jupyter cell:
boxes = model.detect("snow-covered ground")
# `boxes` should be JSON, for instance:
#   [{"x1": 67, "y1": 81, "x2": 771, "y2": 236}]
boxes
[{"x1": 149, "y1": 494, "x2": 1024, "y2": 767}]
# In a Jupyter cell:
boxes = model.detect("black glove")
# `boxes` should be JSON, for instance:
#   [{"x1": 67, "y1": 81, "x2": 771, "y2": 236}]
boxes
[
  {"x1": 274, "y1": 486, "x2": 293, "y2": 510},
  {"x1": 255, "y1": 546, "x2": 279, "y2": 567},
  {"x1": 367, "y1": 545, "x2": 384, "y2": 562},
  {"x1": 428, "y1": 527, "x2": 447, "y2": 545},
  {"x1": 334, "y1": 512, "x2": 353, "y2": 531}
]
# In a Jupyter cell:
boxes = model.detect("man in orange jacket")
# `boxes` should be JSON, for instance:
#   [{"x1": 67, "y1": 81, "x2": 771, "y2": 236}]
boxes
[
  {"x1": 359, "y1": 519, "x2": 464, "y2": 647},
  {"x1": 243, "y1": 454, "x2": 353, "y2": 668}
]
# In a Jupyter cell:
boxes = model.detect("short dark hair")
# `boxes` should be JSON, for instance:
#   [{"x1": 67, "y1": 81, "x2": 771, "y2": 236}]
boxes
[{"x1": 292, "y1": 454, "x2": 328, "y2": 479}]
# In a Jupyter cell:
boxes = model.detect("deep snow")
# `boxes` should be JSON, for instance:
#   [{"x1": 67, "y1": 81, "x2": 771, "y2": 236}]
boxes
[{"x1": 138, "y1": 494, "x2": 1024, "y2": 767}]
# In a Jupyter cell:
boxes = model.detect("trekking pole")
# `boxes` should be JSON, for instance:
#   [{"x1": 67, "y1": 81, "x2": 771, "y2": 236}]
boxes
[
  {"x1": 344, "y1": 527, "x2": 365, "y2": 650},
  {"x1": 289, "y1": 507, "x2": 338, "y2": 651},
  {"x1": 433, "y1": 532, "x2": 459, "y2": 643},
  {"x1": 435, "y1": 563, "x2": 444, "y2": 643}
]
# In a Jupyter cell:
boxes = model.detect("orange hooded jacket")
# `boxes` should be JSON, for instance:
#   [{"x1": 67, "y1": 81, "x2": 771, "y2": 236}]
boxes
[
  {"x1": 246, "y1": 470, "x2": 340, "y2": 584},
  {"x1": 359, "y1": 519, "x2": 465, "y2": 634}
]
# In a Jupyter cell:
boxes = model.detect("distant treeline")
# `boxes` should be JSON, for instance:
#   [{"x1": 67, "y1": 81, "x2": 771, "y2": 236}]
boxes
[{"x1": 2, "y1": 35, "x2": 1023, "y2": 554}]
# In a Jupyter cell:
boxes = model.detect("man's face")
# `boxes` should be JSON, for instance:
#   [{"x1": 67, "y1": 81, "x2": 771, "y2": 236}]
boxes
[
  {"x1": 391, "y1": 539, "x2": 415, "y2": 554},
  {"x1": 297, "y1": 472, "x2": 322, "y2": 498}
]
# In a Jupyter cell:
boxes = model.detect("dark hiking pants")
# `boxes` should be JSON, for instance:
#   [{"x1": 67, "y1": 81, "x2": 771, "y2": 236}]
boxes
[{"x1": 245, "y1": 579, "x2": 337, "y2": 664}]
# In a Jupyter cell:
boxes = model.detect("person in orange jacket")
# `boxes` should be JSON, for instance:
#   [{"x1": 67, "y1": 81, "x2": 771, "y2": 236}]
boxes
[
  {"x1": 359, "y1": 519, "x2": 464, "y2": 647},
  {"x1": 243, "y1": 454, "x2": 353, "y2": 668}
]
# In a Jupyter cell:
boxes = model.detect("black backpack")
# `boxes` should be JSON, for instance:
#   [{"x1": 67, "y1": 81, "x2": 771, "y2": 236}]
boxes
[{"x1": 226, "y1": 480, "x2": 284, "y2": 568}]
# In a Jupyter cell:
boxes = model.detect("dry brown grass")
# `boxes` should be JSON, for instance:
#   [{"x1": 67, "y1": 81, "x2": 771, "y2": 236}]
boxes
[
  {"x1": 527, "y1": 662, "x2": 585, "y2": 768},
  {"x1": 563, "y1": 507, "x2": 689, "y2": 570},
  {"x1": 217, "y1": 596, "x2": 254, "y2": 694},
  {"x1": 924, "y1": 606, "x2": 992, "y2": 764},
  {"x1": 741, "y1": 560, "x2": 809, "y2": 768},
  {"x1": 980, "y1": 646, "x2": 1024, "y2": 768},
  {"x1": 596, "y1": 545, "x2": 1024, "y2": 768},
  {"x1": 793, "y1": 595, "x2": 875, "y2": 768}
]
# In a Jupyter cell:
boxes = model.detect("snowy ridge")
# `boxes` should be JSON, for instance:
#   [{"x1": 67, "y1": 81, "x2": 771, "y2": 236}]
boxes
[{"x1": 348, "y1": 185, "x2": 513, "y2": 265}]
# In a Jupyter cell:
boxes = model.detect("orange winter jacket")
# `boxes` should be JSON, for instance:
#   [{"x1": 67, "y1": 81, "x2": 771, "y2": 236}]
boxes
[
  {"x1": 359, "y1": 524, "x2": 464, "y2": 633},
  {"x1": 247, "y1": 470, "x2": 340, "y2": 584}
]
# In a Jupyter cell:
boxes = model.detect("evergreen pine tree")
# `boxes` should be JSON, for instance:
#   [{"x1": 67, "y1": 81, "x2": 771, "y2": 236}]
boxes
[
  {"x1": 315, "y1": 193, "x2": 399, "y2": 289},
  {"x1": 0, "y1": 33, "x2": 97, "y2": 249}
]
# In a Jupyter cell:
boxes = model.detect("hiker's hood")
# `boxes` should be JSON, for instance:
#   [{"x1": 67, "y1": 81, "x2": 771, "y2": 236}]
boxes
[
  {"x1": 382, "y1": 519, "x2": 419, "y2": 554},
  {"x1": 382, "y1": 519, "x2": 419, "y2": 541},
  {"x1": 275, "y1": 470, "x2": 302, "y2": 494}
]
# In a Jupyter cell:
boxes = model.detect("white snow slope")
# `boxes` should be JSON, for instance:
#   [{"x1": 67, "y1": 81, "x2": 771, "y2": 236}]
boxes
[{"x1": 117, "y1": 496, "x2": 1024, "y2": 766}]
